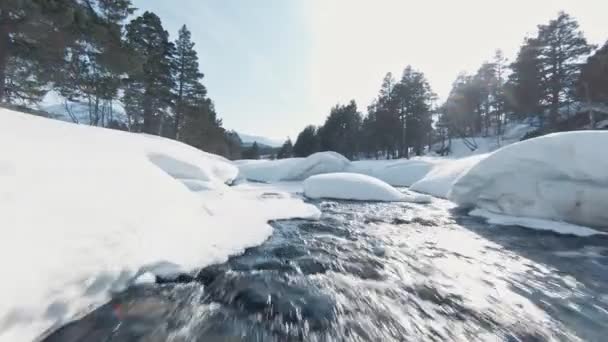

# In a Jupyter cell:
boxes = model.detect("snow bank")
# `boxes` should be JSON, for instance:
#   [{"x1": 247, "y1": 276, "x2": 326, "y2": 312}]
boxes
[
  {"x1": 0, "y1": 109, "x2": 319, "y2": 341},
  {"x1": 237, "y1": 152, "x2": 350, "y2": 182},
  {"x1": 410, "y1": 154, "x2": 488, "y2": 198},
  {"x1": 303, "y1": 173, "x2": 430, "y2": 202},
  {"x1": 450, "y1": 131, "x2": 608, "y2": 233}
]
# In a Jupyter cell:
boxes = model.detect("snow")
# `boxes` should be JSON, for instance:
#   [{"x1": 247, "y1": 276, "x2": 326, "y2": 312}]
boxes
[
  {"x1": 349, "y1": 158, "x2": 439, "y2": 187},
  {"x1": 450, "y1": 131, "x2": 608, "y2": 234},
  {"x1": 237, "y1": 152, "x2": 350, "y2": 182},
  {"x1": 409, "y1": 154, "x2": 488, "y2": 198},
  {"x1": 303, "y1": 173, "x2": 431, "y2": 203},
  {"x1": 0, "y1": 109, "x2": 320, "y2": 341}
]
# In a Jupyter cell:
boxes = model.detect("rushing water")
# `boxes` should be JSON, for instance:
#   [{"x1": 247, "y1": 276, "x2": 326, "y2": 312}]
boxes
[{"x1": 45, "y1": 197, "x2": 608, "y2": 342}]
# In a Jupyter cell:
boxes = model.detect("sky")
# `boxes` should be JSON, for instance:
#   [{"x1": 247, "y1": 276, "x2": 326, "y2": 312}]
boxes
[{"x1": 134, "y1": 0, "x2": 608, "y2": 140}]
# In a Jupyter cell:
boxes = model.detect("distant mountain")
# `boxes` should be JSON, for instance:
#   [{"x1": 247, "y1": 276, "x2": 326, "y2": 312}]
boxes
[{"x1": 237, "y1": 132, "x2": 283, "y2": 147}]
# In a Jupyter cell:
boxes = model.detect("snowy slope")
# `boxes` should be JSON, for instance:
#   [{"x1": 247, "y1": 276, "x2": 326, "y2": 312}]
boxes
[
  {"x1": 0, "y1": 109, "x2": 319, "y2": 341},
  {"x1": 450, "y1": 131, "x2": 608, "y2": 233}
]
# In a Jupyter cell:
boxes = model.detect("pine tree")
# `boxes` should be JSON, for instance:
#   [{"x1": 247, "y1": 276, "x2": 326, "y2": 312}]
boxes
[
  {"x1": 293, "y1": 125, "x2": 320, "y2": 157},
  {"x1": 579, "y1": 41, "x2": 608, "y2": 104},
  {"x1": 442, "y1": 74, "x2": 483, "y2": 146},
  {"x1": 243, "y1": 142, "x2": 261, "y2": 160},
  {"x1": 537, "y1": 12, "x2": 593, "y2": 127},
  {"x1": 319, "y1": 100, "x2": 362, "y2": 159},
  {"x1": 277, "y1": 138, "x2": 294, "y2": 159},
  {"x1": 123, "y1": 11, "x2": 175, "y2": 134},
  {"x1": 492, "y1": 50, "x2": 508, "y2": 137},
  {"x1": 173, "y1": 25, "x2": 204, "y2": 139},
  {"x1": 506, "y1": 37, "x2": 544, "y2": 122},
  {"x1": 0, "y1": 0, "x2": 81, "y2": 103},
  {"x1": 54, "y1": 0, "x2": 134, "y2": 126},
  {"x1": 2, "y1": 56, "x2": 47, "y2": 104},
  {"x1": 373, "y1": 73, "x2": 401, "y2": 158},
  {"x1": 393, "y1": 66, "x2": 435, "y2": 157},
  {"x1": 224, "y1": 130, "x2": 243, "y2": 160}
]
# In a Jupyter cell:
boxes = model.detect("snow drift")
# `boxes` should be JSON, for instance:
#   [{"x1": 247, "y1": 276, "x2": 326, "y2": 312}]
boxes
[
  {"x1": 237, "y1": 151, "x2": 350, "y2": 182},
  {"x1": 0, "y1": 109, "x2": 319, "y2": 341},
  {"x1": 303, "y1": 173, "x2": 430, "y2": 202},
  {"x1": 349, "y1": 159, "x2": 438, "y2": 187},
  {"x1": 450, "y1": 131, "x2": 608, "y2": 232}
]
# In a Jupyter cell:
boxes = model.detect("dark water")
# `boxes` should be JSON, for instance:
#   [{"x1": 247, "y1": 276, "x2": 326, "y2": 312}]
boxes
[{"x1": 45, "y1": 198, "x2": 608, "y2": 341}]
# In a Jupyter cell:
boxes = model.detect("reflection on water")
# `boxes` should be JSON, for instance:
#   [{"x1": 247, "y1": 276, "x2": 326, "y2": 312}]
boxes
[{"x1": 45, "y1": 198, "x2": 608, "y2": 341}]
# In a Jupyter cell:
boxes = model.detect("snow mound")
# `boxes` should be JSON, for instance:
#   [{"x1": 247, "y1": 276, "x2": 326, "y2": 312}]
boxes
[
  {"x1": 410, "y1": 154, "x2": 488, "y2": 198},
  {"x1": 237, "y1": 152, "x2": 350, "y2": 182},
  {"x1": 303, "y1": 173, "x2": 431, "y2": 202},
  {"x1": 450, "y1": 131, "x2": 608, "y2": 233},
  {"x1": 349, "y1": 158, "x2": 439, "y2": 187},
  {"x1": 0, "y1": 109, "x2": 319, "y2": 341}
]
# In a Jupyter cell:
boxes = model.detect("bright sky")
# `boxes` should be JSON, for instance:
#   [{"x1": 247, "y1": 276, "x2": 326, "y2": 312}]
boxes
[{"x1": 134, "y1": 0, "x2": 608, "y2": 140}]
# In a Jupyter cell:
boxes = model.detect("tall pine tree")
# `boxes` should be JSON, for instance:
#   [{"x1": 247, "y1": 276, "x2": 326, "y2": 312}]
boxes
[
  {"x1": 0, "y1": 0, "x2": 81, "y2": 103},
  {"x1": 393, "y1": 66, "x2": 435, "y2": 157},
  {"x1": 537, "y1": 12, "x2": 593, "y2": 127},
  {"x1": 173, "y1": 25, "x2": 204, "y2": 139},
  {"x1": 293, "y1": 125, "x2": 320, "y2": 157},
  {"x1": 123, "y1": 11, "x2": 174, "y2": 134},
  {"x1": 507, "y1": 37, "x2": 544, "y2": 122},
  {"x1": 54, "y1": 0, "x2": 134, "y2": 126}
]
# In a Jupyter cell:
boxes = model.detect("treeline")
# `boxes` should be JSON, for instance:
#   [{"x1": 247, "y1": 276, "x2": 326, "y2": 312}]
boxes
[
  {"x1": 0, "y1": 0, "x2": 242, "y2": 159},
  {"x1": 284, "y1": 11, "x2": 607, "y2": 160}
]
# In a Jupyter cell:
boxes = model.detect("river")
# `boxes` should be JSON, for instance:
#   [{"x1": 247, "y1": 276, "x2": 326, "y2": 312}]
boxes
[{"x1": 44, "y1": 196, "x2": 608, "y2": 341}]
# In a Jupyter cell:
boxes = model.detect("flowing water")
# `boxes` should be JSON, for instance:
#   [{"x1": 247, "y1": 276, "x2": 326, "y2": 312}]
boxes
[{"x1": 45, "y1": 198, "x2": 608, "y2": 341}]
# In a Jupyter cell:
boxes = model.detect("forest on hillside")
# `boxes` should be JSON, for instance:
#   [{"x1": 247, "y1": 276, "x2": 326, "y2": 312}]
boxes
[{"x1": 1, "y1": 3, "x2": 607, "y2": 160}]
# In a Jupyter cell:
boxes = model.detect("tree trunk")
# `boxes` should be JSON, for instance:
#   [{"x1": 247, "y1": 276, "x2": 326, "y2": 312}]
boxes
[
  {"x1": 142, "y1": 91, "x2": 153, "y2": 134},
  {"x1": 0, "y1": 14, "x2": 10, "y2": 103},
  {"x1": 174, "y1": 82, "x2": 184, "y2": 140},
  {"x1": 584, "y1": 82, "x2": 595, "y2": 129}
]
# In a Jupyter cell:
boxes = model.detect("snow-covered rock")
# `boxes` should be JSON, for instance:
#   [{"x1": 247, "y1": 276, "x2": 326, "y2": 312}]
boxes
[
  {"x1": 450, "y1": 131, "x2": 608, "y2": 233},
  {"x1": 0, "y1": 109, "x2": 320, "y2": 341},
  {"x1": 303, "y1": 173, "x2": 431, "y2": 202},
  {"x1": 410, "y1": 154, "x2": 488, "y2": 198},
  {"x1": 237, "y1": 152, "x2": 350, "y2": 182}
]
